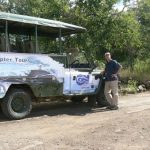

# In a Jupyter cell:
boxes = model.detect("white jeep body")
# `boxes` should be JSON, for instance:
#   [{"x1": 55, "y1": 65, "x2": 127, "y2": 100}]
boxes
[
  {"x1": 0, "y1": 52, "x2": 100, "y2": 99},
  {"x1": 0, "y1": 12, "x2": 104, "y2": 119}
]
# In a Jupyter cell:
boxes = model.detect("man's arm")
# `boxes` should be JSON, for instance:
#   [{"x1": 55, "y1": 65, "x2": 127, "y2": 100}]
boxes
[
  {"x1": 111, "y1": 63, "x2": 122, "y2": 77},
  {"x1": 115, "y1": 64, "x2": 122, "y2": 74}
]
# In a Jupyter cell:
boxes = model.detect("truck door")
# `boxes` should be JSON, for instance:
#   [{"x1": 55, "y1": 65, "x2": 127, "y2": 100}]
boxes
[
  {"x1": 68, "y1": 52, "x2": 97, "y2": 94},
  {"x1": 70, "y1": 70, "x2": 94, "y2": 94}
]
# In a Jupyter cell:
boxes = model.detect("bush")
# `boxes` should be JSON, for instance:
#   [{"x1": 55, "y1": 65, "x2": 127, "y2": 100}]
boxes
[
  {"x1": 121, "y1": 59, "x2": 150, "y2": 83},
  {"x1": 120, "y1": 58, "x2": 150, "y2": 94},
  {"x1": 120, "y1": 79, "x2": 138, "y2": 95},
  {"x1": 127, "y1": 80, "x2": 137, "y2": 93}
]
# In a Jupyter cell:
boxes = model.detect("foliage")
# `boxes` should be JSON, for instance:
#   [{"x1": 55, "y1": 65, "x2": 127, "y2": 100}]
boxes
[
  {"x1": 0, "y1": 0, "x2": 150, "y2": 78},
  {"x1": 134, "y1": 59, "x2": 150, "y2": 74},
  {"x1": 0, "y1": 0, "x2": 8, "y2": 11},
  {"x1": 72, "y1": 0, "x2": 120, "y2": 57},
  {"x1": 121, "y1": 58, "x2": 150, "y2": 84},
  {"x1": 120, "y1": 79, "x2": 137, "y2": 95},
  {"x1": 127, "y1": 79, "x2": 137, "y2": 91},
  {"x1": 137, "y1": 0, "x2": 150, "y2": 58}
]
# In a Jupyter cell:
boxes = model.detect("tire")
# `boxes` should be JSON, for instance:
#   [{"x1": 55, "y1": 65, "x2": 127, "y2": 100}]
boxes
[{"x1": 1, "y1": 89, "x2": 32, "y2": 119}]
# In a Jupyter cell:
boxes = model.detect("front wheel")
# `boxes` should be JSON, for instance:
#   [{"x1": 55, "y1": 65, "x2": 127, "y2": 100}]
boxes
[{"x1": 1, "y1": 89, "x2": 32, "y2": 119}]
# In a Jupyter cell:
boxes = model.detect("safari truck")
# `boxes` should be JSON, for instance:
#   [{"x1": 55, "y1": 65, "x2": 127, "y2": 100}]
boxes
[{"x1": 0, "y1": 12, "x2": 108, "y2": 119}]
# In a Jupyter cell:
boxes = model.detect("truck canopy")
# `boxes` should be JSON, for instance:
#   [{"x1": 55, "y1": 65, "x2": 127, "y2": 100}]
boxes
[{"x1": 0, "y1": 12, "x2": 86, "y2": 37}]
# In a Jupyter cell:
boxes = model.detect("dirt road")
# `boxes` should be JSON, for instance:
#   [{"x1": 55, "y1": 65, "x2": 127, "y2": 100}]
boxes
[{"x1": 0, "y1": 92, "x2": 150, "y2": 150}]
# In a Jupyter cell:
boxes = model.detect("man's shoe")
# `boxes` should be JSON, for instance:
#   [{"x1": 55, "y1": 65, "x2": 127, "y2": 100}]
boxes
[
  {"x1": 106, "y1": 105, "x2": 119, "y2": 110},
  {"x1": 106, "y1": 106, "x2": 112, "y2": 109},
  {"x1": 110, "y1": 106, "x2": 119, "y2": 110}
]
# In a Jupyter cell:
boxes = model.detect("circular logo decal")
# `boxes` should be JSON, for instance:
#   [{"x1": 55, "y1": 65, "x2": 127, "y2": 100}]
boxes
[{"x1": 76, "y1": 74, "x2": 89, "y2": 85}]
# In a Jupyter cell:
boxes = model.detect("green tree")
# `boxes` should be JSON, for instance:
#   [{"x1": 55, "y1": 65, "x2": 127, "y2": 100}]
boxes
[
  {"x1": 109, "y1": 11, "x2": 141, "y2": 69},
  {"x1": 67, "y1": 0, "x2": 141, "y2": 64},
  {"x1": 137, "y1": 0, "x2": 150, "y2": 58},
  {"x1": 67, "y1": 0, "x2": 120, "y2": 58},
  {"x1": 5, "y1": 0, "x2": 70, "y2": 19},
  {"x1": 0, "y1": 0, "x2": 8, "y2": 11},
  {"x1": 1, "y1": 0, "x2": 148, "y2": 65}
]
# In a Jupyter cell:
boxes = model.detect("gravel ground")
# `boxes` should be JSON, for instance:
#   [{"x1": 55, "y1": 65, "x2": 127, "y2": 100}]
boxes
[{"x1": 0, "y1": 92, "x2": 150, "y2": 150}]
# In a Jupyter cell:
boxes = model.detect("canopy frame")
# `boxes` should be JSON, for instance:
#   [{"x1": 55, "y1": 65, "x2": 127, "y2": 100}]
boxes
[{"x1": 0, "y1": 12, "x2": 86, "y2": 54}]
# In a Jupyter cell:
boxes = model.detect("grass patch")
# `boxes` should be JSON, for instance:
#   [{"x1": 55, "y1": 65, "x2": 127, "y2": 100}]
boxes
[
  {"x1": 120, "y1": 79, "x2": 138, "y2": 95},
  {"x1": 120, "y1": 59, "x2": 150, "y2": 94},
  {"x1": 121, "y1": 59, "x2": 150, "y2": 83}
]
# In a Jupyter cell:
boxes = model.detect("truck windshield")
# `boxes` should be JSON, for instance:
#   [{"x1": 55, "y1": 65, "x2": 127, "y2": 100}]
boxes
[
  {"x1": 69, "y1": 52, "x2": 92, "y2": 69},
  {"x1": 50, "y1": 55, "x2": 68, "y2": 68},
  {"x1": 70, "y1": 52, "x2": 88, "y2": 64}
]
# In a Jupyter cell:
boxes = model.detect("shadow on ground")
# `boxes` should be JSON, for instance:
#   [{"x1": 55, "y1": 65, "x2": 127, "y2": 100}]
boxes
[{"x1": 0, "y1": 101, "x2": 108, "y2": 122}]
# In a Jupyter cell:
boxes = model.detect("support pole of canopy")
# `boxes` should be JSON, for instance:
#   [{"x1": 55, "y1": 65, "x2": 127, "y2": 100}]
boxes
[
  {"x1": 59, "y1": 28, "x2": 62, "y2": 54},
  {"x1": 5, "y1": 20, "x2": 9, "y2": 52},
  {"x1": 35, "y1": 25, "x2": 38, "y2": 53}
]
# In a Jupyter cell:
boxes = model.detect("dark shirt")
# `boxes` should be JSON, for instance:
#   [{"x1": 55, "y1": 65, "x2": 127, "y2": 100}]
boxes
[{"x1": 105, "y1": 59, "x2": 121, "y2": 81}]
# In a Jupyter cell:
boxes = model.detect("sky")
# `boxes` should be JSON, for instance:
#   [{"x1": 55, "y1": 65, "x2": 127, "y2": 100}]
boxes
[
  {"x1": 115, "y1": 0, "x2": 137, "y2": 11},
  {"x1": 114, "y1": 1, "x2": 124, "y2": 11}
]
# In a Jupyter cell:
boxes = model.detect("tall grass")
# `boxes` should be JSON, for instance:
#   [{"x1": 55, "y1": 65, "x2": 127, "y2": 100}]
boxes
[{"x1": 121, "y1": 59, "x2": 150, "y2": 83}]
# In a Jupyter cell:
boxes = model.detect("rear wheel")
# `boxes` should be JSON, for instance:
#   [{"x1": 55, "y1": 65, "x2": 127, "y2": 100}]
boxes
[{"x1": 1, "y1": 89, "x2": 32, "y2": 119}]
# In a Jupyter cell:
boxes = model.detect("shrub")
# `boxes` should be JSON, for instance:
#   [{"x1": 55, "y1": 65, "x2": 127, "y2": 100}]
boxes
[
  {"x1": 127, "y1": 79, "x2": 137, "y2": 93},
  {"x1": 121, "y1": 59, "x2": 150, "y2": 83}
]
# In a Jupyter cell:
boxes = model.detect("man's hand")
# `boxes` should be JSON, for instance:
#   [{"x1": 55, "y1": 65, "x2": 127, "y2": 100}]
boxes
[{"x1": 95, "y1": 73, "x2": 103, "y2": 79}]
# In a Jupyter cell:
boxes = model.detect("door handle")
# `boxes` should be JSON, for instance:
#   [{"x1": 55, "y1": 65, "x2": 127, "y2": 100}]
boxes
[{"x1": 73, "y1": 76, "x2": 76, "y2": 80}]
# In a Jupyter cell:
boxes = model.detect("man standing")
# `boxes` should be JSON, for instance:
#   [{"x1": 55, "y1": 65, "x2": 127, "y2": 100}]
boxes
[{"x1": 104, "y1": 52, "x2": 122, "y2": 110}]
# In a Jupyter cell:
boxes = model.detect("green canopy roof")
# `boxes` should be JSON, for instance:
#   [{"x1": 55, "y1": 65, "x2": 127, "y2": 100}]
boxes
[{"x1": 0, "y1": 12, "x2": 86, "y2": 37}]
